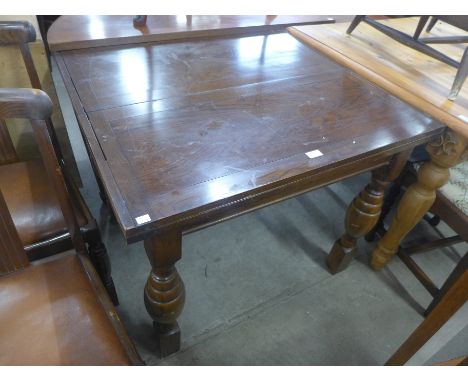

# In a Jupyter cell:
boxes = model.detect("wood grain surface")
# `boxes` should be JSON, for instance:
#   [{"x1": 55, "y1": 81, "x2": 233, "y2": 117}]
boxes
[
  {"x1": 57, "y1": 33, "x2": 443, "y2": 242},
  {"x1": 289, "y1": 17, "x2": 468, "y2": 138}
]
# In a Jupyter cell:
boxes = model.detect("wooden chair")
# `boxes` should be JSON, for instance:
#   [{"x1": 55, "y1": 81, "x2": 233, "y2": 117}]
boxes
[
  {"x1": 347, "y1": 16, "x2": 468, "y2": 99},
  {"x1": 370, "y1": 159, "x2": 468, "y2": 317},
  {"x1": 386, "y1": 251, "x2": 467, "y2": 365},
  {"x1": 0, "y1": 21, "x2": 118, "y2": 305},
  {"x1": 0, "y1": 88, "x2": 143, "y2": 365},
  {"x1": 395, "y1": 160, "x2": 467, "y2": 317}
]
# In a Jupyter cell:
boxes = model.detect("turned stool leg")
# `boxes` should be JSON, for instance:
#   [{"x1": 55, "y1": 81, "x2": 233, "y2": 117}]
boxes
[
  {"x1": 327, "y1": 151, "x2": 410, "y2": 274},
  {"x1": 371, "y1": 130, "x2": 468, "y2": 270},
  {"x1": 144, "y1": 230, "x2": 186, "y2": 358}
]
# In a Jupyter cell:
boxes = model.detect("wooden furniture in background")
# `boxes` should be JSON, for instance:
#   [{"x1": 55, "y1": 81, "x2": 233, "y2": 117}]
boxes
[
  {"x1": 0, "y1": 16, "x2": 80, "y2": 184},
  {"x1": 288, "y1": 17, "x2": 468, "y2": 274},
  {"x1": 0, "y1": 21, "x2": 118, "y2": 305},
  {"x1": 386, "y1": 252, "x2": 467, "y2": 365},
  {"x1": 133, "y1": 15, "x2": 147, "y2": 27},
  {"x1": 53, "y1": 28, "x2": 443, "y2": 356},
  {"x1": 46, "y1": 15, "x2": 346, "y2": 52},
  {"x1": 346, "y1": 16, "x2": 468, "y2": 99},
  {"x1": 0, "y1": 88, "x2": 142, "y2": 365}
]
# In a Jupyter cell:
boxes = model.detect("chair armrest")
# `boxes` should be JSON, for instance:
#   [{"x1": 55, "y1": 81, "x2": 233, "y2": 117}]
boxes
[
  {"x1": 0, "y1": 88, "x2": 53, "y2": 120},
  {"x1": 0, "y1": 21, "x2": 36, "y2": 44}
]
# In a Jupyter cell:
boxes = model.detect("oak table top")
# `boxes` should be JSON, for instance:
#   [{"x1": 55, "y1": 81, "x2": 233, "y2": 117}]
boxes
[
  {"x1": 288, "y1": 17, "x2": 468, "y2": 138},
  {"x1": 55, "y1": 33, "x2": 442, "y2": 243}
]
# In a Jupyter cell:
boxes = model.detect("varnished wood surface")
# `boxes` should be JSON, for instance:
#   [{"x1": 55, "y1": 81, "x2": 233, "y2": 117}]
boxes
[
  {"x1": 288, "y1": 18, "x2": 468, "y2": 138},
  {"x1": 47, "y1": 15, "x2": 347, "y2": 52},
  {"x1": 57, "y1": 33, "x2": 443, "y2": 242}
]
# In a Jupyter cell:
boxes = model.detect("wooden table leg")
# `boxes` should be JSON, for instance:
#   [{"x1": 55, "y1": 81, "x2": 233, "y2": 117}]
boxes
[
  {"x1": 144, "y1": 230, "x2": 186, "y2": 357},
  {"x1": 327, "y1": 150, "x2": 410, "y2": 274},
  {"x1": 371, "y1": 130, "x2": 468, "y2": 270}
]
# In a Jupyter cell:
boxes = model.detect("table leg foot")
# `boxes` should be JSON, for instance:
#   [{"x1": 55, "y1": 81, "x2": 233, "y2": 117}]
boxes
[
  {"x1": 370, "y1": 242, "x2": 395, "y2": 270},
  {"x1": 327, "y1": 151, "x2": 410, "y2": 274},
  {"x1": 327, "y1": 235, "x2": 356, "y2": 274},
  {"x1": 371, "y1": 130, "x2": 468, "y2": 269},
  {"x1": 144, "y1": 230, "x2": 185, "y2": 358},
  {"x1": 153, "y1": 322, "x2": 181, "y2": 358}
]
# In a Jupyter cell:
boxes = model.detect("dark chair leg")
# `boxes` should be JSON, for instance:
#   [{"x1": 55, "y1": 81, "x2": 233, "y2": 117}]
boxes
[
  {"x1": 426, "y1": 16, "x2": 439, "y2": 32},
  {"x1": 85, "y1": 223, "x2": 119, "y2": 305},
  {"x1": 133, "y1": 16, "x2": 147, "y2": 27},
  {"x1": 413, "y1": 16, "x2": 430, "y2": 40},
  {"x1": 423, "y1": 213, "x2": 440, "y2": 227},
  {"x1": 346, "y1": 15, "x2": 365, "y2": 34},
  {"x1": 449, "y1": 47, "x2": 468, "y2": 100},
  {"x1": 365, "y1": 178, "x2": 403, "y2": 242}
]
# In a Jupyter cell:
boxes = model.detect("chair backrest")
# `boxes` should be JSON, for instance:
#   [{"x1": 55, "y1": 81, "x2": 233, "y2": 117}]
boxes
[
  {"x1": 0, "y1": 188, "x2": 29, "y2": 276},
  {"x1": 0, "y1": 21, "x2": 40, "y2": 88},
  {"x1": 0, "y1": 88, "x2": 85, "y2": 253},
  {"x1": 0, "y1": 20, "x2": 64, "y2": 167}
]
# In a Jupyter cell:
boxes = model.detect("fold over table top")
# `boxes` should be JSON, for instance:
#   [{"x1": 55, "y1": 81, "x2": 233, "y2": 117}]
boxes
[{"x1": 57, "y1": 33, "x2": 443, "y2": 242}]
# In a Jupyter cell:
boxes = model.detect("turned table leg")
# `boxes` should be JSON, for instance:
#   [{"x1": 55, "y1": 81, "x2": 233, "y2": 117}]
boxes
[
  {"x1": 327, "y1": 151, "x2": 410, "y2": 274},
  {"x1": 371, "y1": 130, "x2": 468, "y2": 270},
  {"x1": 144, "y1": 230, "x2": 186, "y2": 357}
]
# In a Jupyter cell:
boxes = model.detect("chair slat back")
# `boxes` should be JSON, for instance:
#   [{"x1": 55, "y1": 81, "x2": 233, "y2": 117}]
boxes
[
  {"x1": 0, "y1": 21, "x2": 40, "y2": 88},
  {"x1": 0, "y1": 20, "x2": 65, "y2": 167}
]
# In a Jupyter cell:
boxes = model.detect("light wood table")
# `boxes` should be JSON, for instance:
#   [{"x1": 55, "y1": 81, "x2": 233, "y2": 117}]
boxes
[{"x1": 289, "y1": 17, "x2": 468, "y2": 272}]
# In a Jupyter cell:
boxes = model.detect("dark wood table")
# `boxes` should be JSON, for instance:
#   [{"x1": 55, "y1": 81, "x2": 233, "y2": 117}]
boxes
[{"x1": 54, "y1": 31, "x2": 443, "y2": 357}]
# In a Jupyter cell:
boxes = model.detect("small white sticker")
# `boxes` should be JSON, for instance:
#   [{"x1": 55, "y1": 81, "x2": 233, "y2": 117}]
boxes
[
  {"x1": 135, "y1": 214, "x2": 151, "y2": 225},
  {"x1": 305, "y1": 149, "x2": 324, "y2": 159},
  {"x1": 458, "y1": 114, "x2": 468, "y2": 123}
]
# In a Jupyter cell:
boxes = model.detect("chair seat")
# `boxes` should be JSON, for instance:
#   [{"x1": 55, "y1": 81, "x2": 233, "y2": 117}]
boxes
[
  {"x1": 439, "y1": 160, "x2": 468, "y2": 216},
  {"x1": 0, "y1": 253, "x2": 132, "y2": 365},
  {"x1": 0, "y1": 160, "x2": 87, "y2": 247}
]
